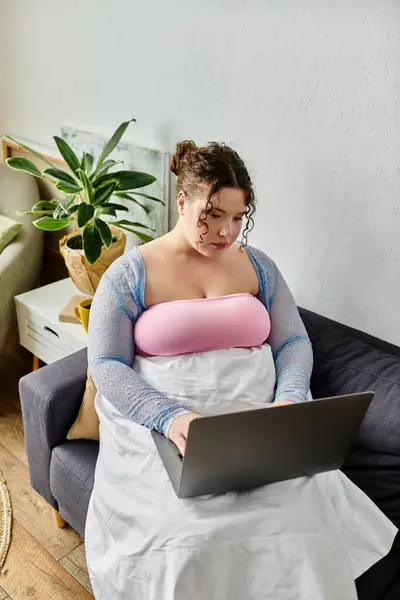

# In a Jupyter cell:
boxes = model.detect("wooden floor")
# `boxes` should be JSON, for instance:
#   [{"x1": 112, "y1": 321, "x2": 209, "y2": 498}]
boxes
[{"x1": 0, "y1": 329, "x2": 93, "y2": 599}]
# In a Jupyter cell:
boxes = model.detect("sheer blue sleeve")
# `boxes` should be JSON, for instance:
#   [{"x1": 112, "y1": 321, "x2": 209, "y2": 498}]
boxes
[
  {"x1": 251, "y1": 248, "x2": 313, "y2": 403},
  {"x1": 268, "y1": 262, "x2": 313, "y2": 403},
  {"x1": 87, "y1": 254, "x2": 189, "y2": 436}
]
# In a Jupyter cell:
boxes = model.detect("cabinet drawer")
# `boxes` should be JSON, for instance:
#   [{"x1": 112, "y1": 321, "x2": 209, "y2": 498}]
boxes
[
  {"x1": 23, "y1": 326, "x2": 65, "y2": 364},
  {"x1": 16, "y1": 299, "x2": 87, "y2": 364}
]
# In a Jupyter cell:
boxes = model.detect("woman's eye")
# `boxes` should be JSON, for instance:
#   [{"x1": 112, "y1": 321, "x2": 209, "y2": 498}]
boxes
[
  {"x1": 210, "y1": 214, "x2": 220, "y2": 219},
  {"x1": 234, "y1": 217, "x2": 244, "y2": 221}
]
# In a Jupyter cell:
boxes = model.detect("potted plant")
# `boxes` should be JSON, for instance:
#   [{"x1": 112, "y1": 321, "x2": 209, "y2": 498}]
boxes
[{"x1": 3, "y1": 119, "x2": 161, "y2": 294}]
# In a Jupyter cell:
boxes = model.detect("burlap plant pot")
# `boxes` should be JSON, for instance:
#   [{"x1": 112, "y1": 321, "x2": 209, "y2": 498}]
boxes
[{"x1": 60, "y1": 224, "x2": 126, "y2": 295}]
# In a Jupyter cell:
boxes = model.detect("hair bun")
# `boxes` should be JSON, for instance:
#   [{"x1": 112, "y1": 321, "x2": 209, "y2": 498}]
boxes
[{"x1": 170, "y1": 140, "x2": 197, "y2": 176}]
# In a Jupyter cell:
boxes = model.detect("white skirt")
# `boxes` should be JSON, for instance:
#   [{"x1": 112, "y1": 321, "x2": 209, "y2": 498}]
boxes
[{"x1": 85, "y1": 346, "x2": 397, "y2": 600}]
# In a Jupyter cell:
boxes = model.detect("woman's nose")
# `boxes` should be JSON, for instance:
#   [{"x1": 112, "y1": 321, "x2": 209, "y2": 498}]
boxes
[{"x1": 219, "y1": 222, "x2": 233, "y2": 238}]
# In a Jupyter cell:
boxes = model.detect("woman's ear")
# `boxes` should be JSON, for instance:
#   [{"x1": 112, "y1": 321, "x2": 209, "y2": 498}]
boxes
[{"x1": 177, "y1": 191, "x2": 186, "y2": 216}]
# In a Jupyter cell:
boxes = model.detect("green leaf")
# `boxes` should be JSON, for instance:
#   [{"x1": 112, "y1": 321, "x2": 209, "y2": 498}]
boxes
[
  {"x1": 117, "y1": 171, "x2": 156, "y2": 191},
  {"x1": 83, "y1": 221, "x2": 103, "y2": 264},
  {"x1": 54, "y1": 136, "x2": 81, "y2": 173},
  {"x1": 113, "y1": 192, "x2": 132, "y2": 200},
  {"x1": 67, "y1": 204, "x2": 80, "y2": 215},
  {"x1": 32, "y1": 200, "x2": 59, "y2": 212},
  {"x1": 95, "y1": 171, "x2": 156, "y2": 191},
  {"x1": 129, "y1": 191, "x2": 164, "y2": 205},
  {"x1": 55, "y1": 180, "x2": 83, "y2": 194},
  {"x1": 53, "y1": 203, "x2": 69, "y2": 219},
  {"x1": 95, "y1": 217, "x2": 113, "y2": 248},
  {"x1": 113, "y1": 219, "x2": 154, "y2": 232},
  {"x1": 16, "y1": 209, "x2": 53, "y2": 216},
  {"x1": 104, "y1": 202, "x2": 129, "y2": 212},
  {"x1": 131, "y1": 230, "x2": 154, "y2": 243},
  {"x1": 128, "y1": 222, "x2": 155, "y2": 232},
  {"x1": 93, "y1": 182, "x2": 116, "y2": 206},
  {"x1": 81, "y1": 152, "x2": 94, "y2": 174},
  {"x1": 3, "y1": 135, "x2": 54, "y2": 167},
  {"x1": 97, "y1": 206, "x2": 117, "y2": 217},
  {"x1": 33, "y1": 216, "x2": 72, "y2": 231},
  {"x1": 6, "y1": 157, "x2": 43, "y2": 178},
  {"x1": 93, "y1": 173, "x2": 120, "y2": 188},
  {"x1": 113, "y1": 193, "x2": 152, "y2": 216},
  {"x1": 77, "y1": 203, "x2": 95, "y2": 227},
  {"x1": 96, "y1": 119, "x2": 136, "y2": 168},
  {"x1": 116, "y1": 225, "x2": 154, "y2": 244},
  {"x1": 78, "y1": 202, "x2": 94, "y2": 227},
  {"x1": 65, "y1": 194, "x2": 79, "y2": 209},
  {"x1": 77, "y1": 169, "x2": 95, "y2": 204},
  {"x1": 44, "y1": 168, "x2": 78, "y2": 185},
  {"x1": 91, "y1": 159, "x2": 119, "y2": 181}
]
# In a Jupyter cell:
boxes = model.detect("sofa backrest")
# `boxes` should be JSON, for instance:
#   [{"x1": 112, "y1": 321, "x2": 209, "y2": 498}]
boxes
[
  {"x1": 0, "y1": 163, "x2": 40, "y2": 225},
  {"x1": 299, "y1": 308, "x2": 400, "y2": 457}
]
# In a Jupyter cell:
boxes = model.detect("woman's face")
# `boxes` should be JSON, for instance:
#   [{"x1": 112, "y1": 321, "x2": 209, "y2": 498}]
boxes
[{"x1": 177, "y1": 186, "x2": 247, "y2": 258}]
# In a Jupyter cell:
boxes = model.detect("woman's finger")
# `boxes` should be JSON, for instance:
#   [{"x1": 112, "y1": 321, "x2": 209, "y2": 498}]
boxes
[{"x1": 175, "y1": 434, "x2": 187, "y2": 457}]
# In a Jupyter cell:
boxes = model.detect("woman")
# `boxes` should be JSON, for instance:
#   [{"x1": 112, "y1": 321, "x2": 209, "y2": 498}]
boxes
[{"x1": 86, "y1": 141, "x2": 397, "y2": 600}]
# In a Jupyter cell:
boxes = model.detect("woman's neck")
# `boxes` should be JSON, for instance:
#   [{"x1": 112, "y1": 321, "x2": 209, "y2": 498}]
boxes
[{"x1": 164, "y1": 226, "x2": 206, "y2": 260}]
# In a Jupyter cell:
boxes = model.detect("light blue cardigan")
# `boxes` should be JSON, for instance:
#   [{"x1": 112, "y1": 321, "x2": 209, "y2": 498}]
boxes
[{"x1": 88, "y1": 245, "x2": 313, "y2": 436}]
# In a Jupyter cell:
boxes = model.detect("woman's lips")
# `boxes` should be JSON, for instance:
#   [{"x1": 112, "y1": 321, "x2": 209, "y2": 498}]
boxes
[{"x1": 212, "y1": 242, "x2": 228, "y2": 249}]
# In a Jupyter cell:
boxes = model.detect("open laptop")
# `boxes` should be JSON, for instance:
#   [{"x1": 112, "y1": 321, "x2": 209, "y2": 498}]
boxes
[{"x1": 151, "y1": 392, "x2": 373, "y2": 499}]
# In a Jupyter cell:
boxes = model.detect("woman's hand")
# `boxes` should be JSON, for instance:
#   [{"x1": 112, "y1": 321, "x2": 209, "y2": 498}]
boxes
[
  {"x1": 273, "y1": 399, "x2": 296, "y2": 407},
  {"x1": 168, "y1": 412, "x2": 201, "y2": 456}
]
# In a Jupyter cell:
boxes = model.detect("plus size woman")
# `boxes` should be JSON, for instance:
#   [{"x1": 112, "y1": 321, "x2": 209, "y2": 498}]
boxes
[{"x1": 85, "y1": 140, "x2": 397, "y2": 600}]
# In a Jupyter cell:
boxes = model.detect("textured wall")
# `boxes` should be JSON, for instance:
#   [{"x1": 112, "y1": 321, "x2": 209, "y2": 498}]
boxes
[{"x1": 1, "y1": 0, "x2": 399, "y2": 343}]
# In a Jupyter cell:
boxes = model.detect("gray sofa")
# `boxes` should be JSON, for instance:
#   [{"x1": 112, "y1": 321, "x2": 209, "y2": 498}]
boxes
[{"x1": 19, "y1": 308, "x2": 400, "y2": 598}]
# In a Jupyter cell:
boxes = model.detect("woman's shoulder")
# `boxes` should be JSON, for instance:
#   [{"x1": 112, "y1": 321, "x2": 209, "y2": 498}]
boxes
[
  {"x1": 246, "y1": 245, "x2": 276, "y2": 274},
  {"x1": 103, "y1": 246, "x2": 144, "y2": 287},
  {"x1": 97, "y1": 246, "x2": 146, "y2": 311}
]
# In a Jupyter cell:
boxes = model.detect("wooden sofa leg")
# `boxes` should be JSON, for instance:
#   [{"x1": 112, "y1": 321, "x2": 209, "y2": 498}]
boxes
[{"x1": 53, "y1": 508, "x2": 67, "y2": 528}]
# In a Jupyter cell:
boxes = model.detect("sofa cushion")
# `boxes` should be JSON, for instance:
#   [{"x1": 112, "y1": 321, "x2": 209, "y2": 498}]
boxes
[{"x1": 50, "y1": 440, "x2": 99, "y2": 536}]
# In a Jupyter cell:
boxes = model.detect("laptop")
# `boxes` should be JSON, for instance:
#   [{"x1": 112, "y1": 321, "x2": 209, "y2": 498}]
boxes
[{"x1": 151, "y1": 392, "x2": 373, "y2": 499}]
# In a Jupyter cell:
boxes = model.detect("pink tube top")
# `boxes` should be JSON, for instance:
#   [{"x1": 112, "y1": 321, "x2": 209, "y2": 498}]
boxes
[{"x1": 134, "y1": 293, "x2": 271, "y2": 357}]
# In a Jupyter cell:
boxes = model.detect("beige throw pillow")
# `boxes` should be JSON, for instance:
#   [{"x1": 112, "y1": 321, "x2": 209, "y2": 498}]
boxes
[{"x1": 67, "y1": 370, "x2": 99, "y2": 441}]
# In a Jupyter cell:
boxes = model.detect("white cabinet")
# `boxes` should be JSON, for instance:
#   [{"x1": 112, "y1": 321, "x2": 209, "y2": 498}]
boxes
[{"x1": 15, "y1": 278, "x2": 88, "y2": 365}]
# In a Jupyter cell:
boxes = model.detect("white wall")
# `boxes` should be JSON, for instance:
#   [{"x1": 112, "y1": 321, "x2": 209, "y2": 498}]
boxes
[{"x1": 1, "y1": 0, "x2": 400, "y2": 344}]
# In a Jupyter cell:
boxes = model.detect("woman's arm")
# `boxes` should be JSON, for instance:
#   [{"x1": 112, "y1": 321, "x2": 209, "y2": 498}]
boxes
[
  {"x1": 88, "y1": 257, "x2": 189, "y2": 436},
  {"x1": 264, "y1": 259, "x2": 313, "y2": 403}
]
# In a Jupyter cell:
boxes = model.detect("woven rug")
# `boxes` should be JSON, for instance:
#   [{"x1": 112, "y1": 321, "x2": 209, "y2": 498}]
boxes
[{"x1": 0, "y1": 470, "x2": 12, "y2": 572}]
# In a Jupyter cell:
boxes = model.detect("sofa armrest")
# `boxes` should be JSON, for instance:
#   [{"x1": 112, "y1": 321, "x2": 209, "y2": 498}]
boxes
[{"x1": 19, "y1": 348, "x2": 88, "y2": 509}]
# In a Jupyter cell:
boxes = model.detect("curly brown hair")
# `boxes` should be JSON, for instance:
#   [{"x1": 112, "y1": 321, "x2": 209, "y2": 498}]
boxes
[{"x1": 170, "y1": 140, "x2": 255, "y2": 248}]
